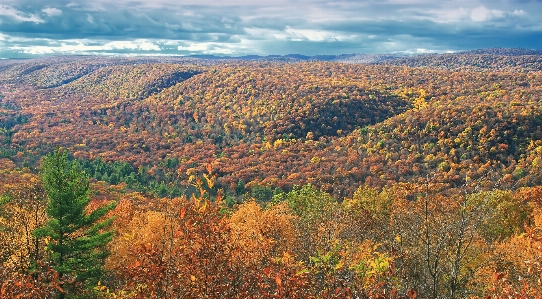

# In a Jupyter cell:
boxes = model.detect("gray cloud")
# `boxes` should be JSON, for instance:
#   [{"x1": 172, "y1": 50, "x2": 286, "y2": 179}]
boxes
[{"x1": 0, "y1": 0, "x2": 541, "y2": 57}]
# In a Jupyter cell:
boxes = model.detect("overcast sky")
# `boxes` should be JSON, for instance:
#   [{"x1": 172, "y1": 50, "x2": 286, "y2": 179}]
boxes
[{"x1": 1, "y1": 0, "x2": 541, "y2": 58}]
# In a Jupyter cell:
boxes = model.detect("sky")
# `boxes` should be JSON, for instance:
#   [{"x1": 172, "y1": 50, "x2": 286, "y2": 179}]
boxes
[{"x1": 0, "y1": 0, "x2": 541, "y2": 58}]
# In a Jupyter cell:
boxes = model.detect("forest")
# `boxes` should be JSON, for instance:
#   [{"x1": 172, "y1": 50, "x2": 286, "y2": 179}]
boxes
[{"x1": 1, "y1": 49, "x2": 542, "y2": 298}]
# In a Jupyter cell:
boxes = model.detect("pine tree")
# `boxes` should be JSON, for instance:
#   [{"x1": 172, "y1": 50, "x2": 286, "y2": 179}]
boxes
[{"x1": 34, "y1": 148, "x2": 116, "y2": 298}]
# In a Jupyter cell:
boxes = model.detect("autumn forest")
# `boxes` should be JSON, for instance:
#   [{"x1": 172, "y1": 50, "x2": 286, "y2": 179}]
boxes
[{"x1": 1, "y1": 49, "x2": 542, "y2": 298}]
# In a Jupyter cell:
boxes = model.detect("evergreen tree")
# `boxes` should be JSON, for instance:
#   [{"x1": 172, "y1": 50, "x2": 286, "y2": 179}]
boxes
[{"x1": 34, "y1": 148, "x2": 116, "y2": 298}]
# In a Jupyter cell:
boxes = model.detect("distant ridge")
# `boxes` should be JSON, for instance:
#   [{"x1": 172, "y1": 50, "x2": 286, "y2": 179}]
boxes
[
  {"x1": 187, "y1": 53, "x2": 402, "y2": 63},
  {"x1": 315, "y1": 54, "x2": 401, "y2": 63},
  {"x1": 185, "y1": 48, "x2": 542, "y2": 63},
  {"x1": 458, "y1": 48, "x2": 542, "y2": 56},
  {"x1": 381, "y1": 48, "x2": 542, "y2": 71}
]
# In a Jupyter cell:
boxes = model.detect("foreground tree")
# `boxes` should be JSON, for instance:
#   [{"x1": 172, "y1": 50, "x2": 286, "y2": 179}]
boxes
[
  {"x1": 0, "y1": 171, "x2": 48, "y2": 272},
  {"x1": 34, "y1": 148, "x2": 116, "y2": 298}
]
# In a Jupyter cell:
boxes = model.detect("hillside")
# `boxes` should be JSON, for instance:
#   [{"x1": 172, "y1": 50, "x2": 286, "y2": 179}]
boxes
[
  {"x1": 1, "y1": 55, "x2": 541, "y2": 198},
  {"x1": 383, "y1": 50, "x2": 542, "y2": 71}
]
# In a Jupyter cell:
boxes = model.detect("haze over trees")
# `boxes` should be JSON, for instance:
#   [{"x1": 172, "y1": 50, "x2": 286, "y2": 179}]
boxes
[{"x1": 1, "y1": 49, "x2": 542, "y2": 298}]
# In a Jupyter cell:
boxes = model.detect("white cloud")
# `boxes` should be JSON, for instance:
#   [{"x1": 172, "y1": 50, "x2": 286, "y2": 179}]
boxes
[
  {"x1": 470, "y1": 6, "x2": 504, "y2": 22},
  {"x1": 177, "y1": 43, "x2": 237, "y2": 55},
  {"x1": 103, "y1": 41, "x2": 139, "y2": 50},
  {"x1": 165, "y1": 23, "x2": 181, "y2": 30},
  {"x1": 42, "y1": 7, "x2": 62, "y2": 17},
  {"x1": 138, "y1": 41, "x2": 161, "y2": 51},
  {"x1": 284, "y1": 28, "x2": 329, "y2": 42},
  {"x1": 177, "y1": 39, "x2": 254, "y2": 55},
  {"x1": 86, "y1": 14, "x2": 94, "y2": 24},
  {"x1": 244, "y1": 27, "x2": 354, "y2": 43},
  {"x1": 163, "y1": 40, "x2": 182, "y2": 46},
  {"x1": 180, "y1": 22, "x2": 200, "y2": 31},
  {"x1": 0, "y1": 5, "x2": 44, "y2": 23},
  {"x1": 103, "y1": 40, "x2": 161, "y2": 51},
  {"x1": 440, "y1": 7, "x2": 469, "y2": 21},
  {"x1": 245, "y1": 28, "x2": 288, "y2": 41},
  {"x1": 14, "y1": 45, "x2": 56, "y2": 55},
  {"x1": 416, "y1": 5, "x2": 528, "y2": 24},
  {"x1": 285, "y1": 27, "x2": 355, "y2": 42},
  {"x1": 513, "y1": 10, "x2": 526, "y2": 17},
  {"x1": 9, "y1": 39, "x2": 163, "y2": 55},
  {"x1": 178, "y1": 43, "x2": 209, "y2": 52},
  {"x1": 66, "y1": 2, "x2": 106, "y2": 12}
]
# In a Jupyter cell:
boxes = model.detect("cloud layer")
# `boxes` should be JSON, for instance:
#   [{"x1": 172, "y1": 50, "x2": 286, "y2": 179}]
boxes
[{"x1": 0, "y1": 0, "x2": 541, "y2": 57}]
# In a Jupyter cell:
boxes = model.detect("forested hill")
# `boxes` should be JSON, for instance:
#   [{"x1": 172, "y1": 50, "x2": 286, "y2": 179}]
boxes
[
  {"x1": 382, "y1": 48, "x2": 542, "y2": 71},
  {"x1": 0, "y1": 52, "x2": 541, "y2": 198}
]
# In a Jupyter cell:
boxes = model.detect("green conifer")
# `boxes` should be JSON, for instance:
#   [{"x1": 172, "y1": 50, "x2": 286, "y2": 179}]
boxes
[{"x1": 34, "y1": 148, "x2": 116, "y2": 298}]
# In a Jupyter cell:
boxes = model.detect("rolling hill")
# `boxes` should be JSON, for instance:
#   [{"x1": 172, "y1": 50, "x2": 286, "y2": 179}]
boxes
[{"x1": 1, "y1": 53, "x2": 541, "y2": 198}]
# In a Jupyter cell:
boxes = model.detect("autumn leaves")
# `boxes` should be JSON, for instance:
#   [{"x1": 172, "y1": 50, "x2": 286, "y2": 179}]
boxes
[{"x1": 1, "y1": 151, "x2": 542, "y2": 298}]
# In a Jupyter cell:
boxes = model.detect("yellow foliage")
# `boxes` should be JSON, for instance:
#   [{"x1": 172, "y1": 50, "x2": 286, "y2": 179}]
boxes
[{"x1": 229, "y1": 201, "x2": 295, "y2": 262}]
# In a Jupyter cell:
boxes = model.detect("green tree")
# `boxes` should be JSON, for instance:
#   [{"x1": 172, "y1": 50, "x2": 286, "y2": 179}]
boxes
[
  {"x1": 467, "y1": 190, "x2": 532, "y2": 242},
  {"x1": 34, "y1": 148, "x2": 116, "y2": 298},
  {"x1": 272, "y1": 184, "x2": 342, "y2": 262}
]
